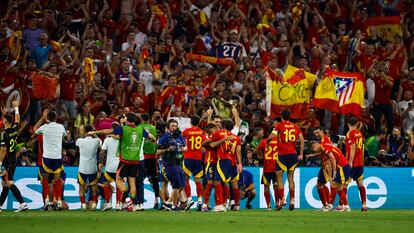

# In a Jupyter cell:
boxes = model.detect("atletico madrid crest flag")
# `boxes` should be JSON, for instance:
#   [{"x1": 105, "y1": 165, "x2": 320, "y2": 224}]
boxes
[
  {"x1": 313, "y1": 69, "x2": 365, "y2": 116},
  {"x1": 266, "y1": 65, "x2": 316, "y2": 119}
]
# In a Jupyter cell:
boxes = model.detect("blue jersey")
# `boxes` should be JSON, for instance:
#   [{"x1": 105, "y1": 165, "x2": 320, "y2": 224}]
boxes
[
  {"x1": 238, "y1": 169, "x2": 254, "y2": 191},
  {"x1": 158, "y1": 132, "x2": 186, "y2": 166},
  {"x1": 216, "y1": 42, "x2": 244, "y2": 59}
]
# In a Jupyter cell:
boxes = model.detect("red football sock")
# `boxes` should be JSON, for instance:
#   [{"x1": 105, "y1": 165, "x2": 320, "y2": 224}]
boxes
[
  {"x1": 185, "y1": 180, "x2": 191, "y2": 198},
  {"x1": 338, "y1": 190, "x2": 348, "y2": 206},
  {"x1": 343, "y1": 187, "x2": 348, "y2": 196},
  {"x1": 233, "y1": 188, "x2": 240, "y2": 206},
  {"x1": 273, "y1": 187, "x2": 279, "y2": 205},
  {"x1": 317, "y1": 187, "x2": 328, "y2": 206},
  {"x1": 289, "y1": 189, "x2": 295, "y2": 202},
  {"x1": 41, "y1": 179, "x2": 50, "y2": 202},
  {"x1": 323, "y1": 186, "x2": 330, "y2": 200},
  {"x1": 223, "y1": 184, "x2": 230, "y2": 203},
  {"x1": 80, "y1": 195, "x2": 86, "y2": 204},
  {"x1": 195, "y1": 181, "x2": 203, "y2": 198},
  {"x1": 330, "y1": 188, "x2": 338, "y2": 205},
  {"x1": 204, "y1": 183, "x2": 213, "y2": 205},
  {"x1": 116, "y1": 188, "x2": 122, "y2": 202},
  {"x1": 277, "y1": 188, "x2": 284, "y2": 206},
  {"x1": 264, "y1": 190, "x2": 270, "y2": 207},
  {"x1": 214, "y1": 184, "x2": 223, "y2": 205},
  {"x1": 53, "y1": 179, "x2": 62, "y2": 200},
  {"x1": 104, "y1": 185, "x2": 112, "y2": 202},
  {"x1": 359, "y1": 186, "x2": 367, "y2": 205}
]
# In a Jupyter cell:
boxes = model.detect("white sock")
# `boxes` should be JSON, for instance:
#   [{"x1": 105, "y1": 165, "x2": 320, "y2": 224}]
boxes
[{"x1": 197, "y1": 197, "x2": 202, "y2": 204}]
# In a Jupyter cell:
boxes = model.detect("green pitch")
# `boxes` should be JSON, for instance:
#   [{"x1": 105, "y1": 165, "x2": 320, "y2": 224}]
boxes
[{"x1": 1, "y1": 210, "x2": 413, "y2": 233}]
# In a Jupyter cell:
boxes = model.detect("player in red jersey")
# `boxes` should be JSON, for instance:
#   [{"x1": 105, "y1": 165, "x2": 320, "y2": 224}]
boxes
[
  {"x1": 227, "y1": 126, "x2": 242, "y2": 211},
  {"x1": 268, "y1": 110, "x2": 304, "y2": 211},
  {"x1": 257, "y1": 137, "x2": 278, "y2": 210},
  {"x1": 345, "y1": 117, "x2": 367, "y2": 211},
  {"x1": 311, "y1": 142, "x2": 351, "y2": 212},
  {"x1": 182, "y1": 116, "x2": 207, "y2": 210},
  {"x1": 309, "y1": 126, "x2": 332, "y2": 210},
  {"x1": 201, "y1": 123, "x2": 220, "y2": 212},
  {"x1": 210, "y1": 119, "x2": 240, "y2": 212}
]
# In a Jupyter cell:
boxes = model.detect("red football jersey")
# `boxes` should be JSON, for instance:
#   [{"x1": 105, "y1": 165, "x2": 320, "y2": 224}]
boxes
[
  {"x1": 321, "y1": 135, "x2": 332, "y2": 144},
  {"x1": 274, "y1": 121, "x2": 302, "y2": 155},
  {"x1": 211, "y1": 129, "x2": 233, "y2": 160},
  {"x1": 228, "y1": 134, "x2": 241, "y2": 166},
  {"x1": 345, "y1": 129, "x2": 365, "y2": 167},
  {"x1": 204, "y1": 135, "x2": 218, "y2": 164},
  {"x1": 182, "y1": 126, "x2": 206, "y2": 161},
  {"x1": 321, "y1": 143, "x2": 349, "y2": 168},
  {"x1": 258, "y1": 139, "x2": 278, "y2": 173}
]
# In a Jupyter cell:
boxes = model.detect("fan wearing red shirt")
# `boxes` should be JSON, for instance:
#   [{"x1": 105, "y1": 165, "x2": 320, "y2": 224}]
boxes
[
  {"x1": 372, "y1": 68, "x2": 394, "y2": 135},
  {"x1": 182, "y1": 116, "x2": 207, "y2": 209},
  {"x1": 268, "y1": 110, "x2": 304, "y2": 211},
  {"x1": 311, "y1": 142, "x2": 351, "y2": 212},
  {"x1": 345, "y1": 117, "x2": 367, "y2": 211},
  {"x1": 257, "y1": 138, "x2": 278, "y2": 210},
  {"x1": 157, "y1": 75, "x2": 186, "y2": 117}
]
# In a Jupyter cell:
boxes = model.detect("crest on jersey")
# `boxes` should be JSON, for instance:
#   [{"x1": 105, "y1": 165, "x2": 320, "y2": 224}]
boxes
[
  {"x1": 131, "y1": 132, "x2": 137, "y2": 144},
  {"x1": 333, "y1": 76, "x2": 355, "y2": 107}
]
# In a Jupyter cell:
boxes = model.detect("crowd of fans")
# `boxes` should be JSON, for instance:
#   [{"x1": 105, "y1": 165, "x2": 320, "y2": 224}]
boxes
[{"x1": 0, "y1": 0, "x2": 414, "y2": 168}]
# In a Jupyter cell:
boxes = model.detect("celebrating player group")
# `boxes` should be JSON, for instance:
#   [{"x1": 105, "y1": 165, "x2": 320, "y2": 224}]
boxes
[{"x1": 0, "y1": 105, "x2": 367, "y2": 212}]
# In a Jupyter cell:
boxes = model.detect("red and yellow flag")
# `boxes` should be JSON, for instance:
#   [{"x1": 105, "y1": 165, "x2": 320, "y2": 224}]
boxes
[
  {"x1": 365, "y1": 16, "x2": 402, "y2": 42},
  {"x1": 266, "y1": 65, "x2": 316, "y2": 119},
  {"x1": 313, "y1": 69, "x2": 365, "y2": 116}
]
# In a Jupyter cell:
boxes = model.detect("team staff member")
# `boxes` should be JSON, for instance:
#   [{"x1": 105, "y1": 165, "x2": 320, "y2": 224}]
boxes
[
  {"x1": 268, "y1": 110, "x2": 304, "y2": 211},
  {"x1": 34, "y1": 109, "x2": 67, "y2": 210},
  {"x1": 157, "y1": 119, "x2": 186, "y2": 211},
  {"x1": 89, "y1": 112, "x2": 156, "y2": 211},
  {"x1": 0, "y1": 101, "x2": 28, "y2": 212},
  {"x1": 140, "y1": 113, "x2": 160, "y2": 209}
]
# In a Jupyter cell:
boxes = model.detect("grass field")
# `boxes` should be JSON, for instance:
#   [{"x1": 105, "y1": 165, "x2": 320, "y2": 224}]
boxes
[{"x1": 1, "y1": 210, "x2": 413, "y2": 233}]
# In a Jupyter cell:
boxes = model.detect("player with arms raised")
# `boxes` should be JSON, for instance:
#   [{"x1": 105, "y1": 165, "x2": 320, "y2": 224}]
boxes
[
  {"x1": 182, "y1": 115, "x2": 206, "y2": 210},
  {"x1": 268, "y1": 110, "x2": 304, "y2": 211},
  {"x1": 345, "y1": 117, "x2": 367, "y2": 211}
]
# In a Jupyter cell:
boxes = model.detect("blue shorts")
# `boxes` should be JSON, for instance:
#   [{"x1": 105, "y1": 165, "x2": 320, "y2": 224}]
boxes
[
  {"x1": 317, "y1": 168, "x2": 330, "y2": 185},
  {"x1": 261, "y1": 172, "x2": 277, "y2": 185},
  {"x1": 183, "y1": 158, "x2": 203, "y2": 179},
  {"x1": 231, "y1": 166, "x2": 239, "y2": 182},
  {"x1": 38, "y1": 167, "x2": 67, "y2": 182},
  {"x1": 164, "y1": 165, "x2": 186, "y2": 189},
  {"x1": 350, "y1": 166, "x2": 364, "y2": 181},
  {"x1": 42, "y1": 158, "x2": 64, "y2": 174},
  {"x1": 214, "y1": 159, "x2": 232, "y2": 183},
  {"x1": 333, "y1": 165, "x2": 351, "y2": 185},
  {"x1": 78, "y1": 172, "x2": 99, "y2": 186},
  {"x1": 276, "y1": 154, "x2": 299, "y2": 172},
  {"x1": 205, "y1": 163, "x2": 216, "y2": 181},
  {"x1": 104, "y1": 171, "x2": 117, "y2": 182}
]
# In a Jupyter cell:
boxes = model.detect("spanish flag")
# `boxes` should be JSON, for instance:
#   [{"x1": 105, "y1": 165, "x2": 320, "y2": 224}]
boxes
[
  {"x1": 313, "y1": 69, "x2": 365, "y2": 116},
  {"x1": 365, "y1": 16, "x2": 402, "y2": 42},
  {"x1": 266, "y1": 65, "x2": 316, "y2": 119}
]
